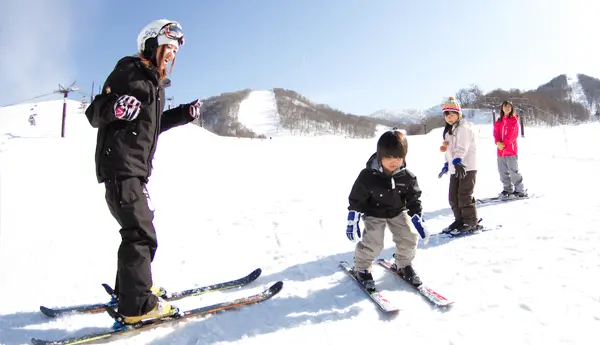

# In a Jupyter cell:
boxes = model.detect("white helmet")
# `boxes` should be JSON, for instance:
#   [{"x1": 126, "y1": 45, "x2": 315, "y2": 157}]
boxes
[{"x1": 137, "y1": 19, "x2": 185, "y2": 58}]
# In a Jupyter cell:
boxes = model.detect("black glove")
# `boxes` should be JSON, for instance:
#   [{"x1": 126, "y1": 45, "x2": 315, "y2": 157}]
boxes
[{"x1": 452, "y1": 158, "x2": 467, "y2": 179}]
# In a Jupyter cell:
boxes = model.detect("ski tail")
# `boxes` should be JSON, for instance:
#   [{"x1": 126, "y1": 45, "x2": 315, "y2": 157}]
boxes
[
  {"x1": 339, "y1": 261, "x2": 399, "y2": 312},
  {"x1": 39, "y1": 268, "x2": 262, "y2": 317},
  {"x1": 39, "y1": 301, "x2": 117, "y2": 317},
  {"x1": 31, "y1": 281, "x2": 283, "y2": 345}
]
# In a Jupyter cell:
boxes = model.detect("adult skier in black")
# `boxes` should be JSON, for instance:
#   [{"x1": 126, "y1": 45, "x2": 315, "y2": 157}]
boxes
[{"x1": 85, "y1": 19, "x2": 202, "y2": 324}]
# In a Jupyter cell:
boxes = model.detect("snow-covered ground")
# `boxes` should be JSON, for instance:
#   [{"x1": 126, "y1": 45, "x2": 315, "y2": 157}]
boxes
[
  {"x1": 236, "y1": 90, "x2": 284, "y2": 138},
  {"x1": 1, "y1": 100, "x2": 599, "y2": 345}
]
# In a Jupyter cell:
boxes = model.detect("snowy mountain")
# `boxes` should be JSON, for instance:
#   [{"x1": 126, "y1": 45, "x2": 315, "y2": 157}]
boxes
[
  {"x1": 236, "y1": 90, "x2": 282, "y2": 137},
  {"x1": 566, "y1": 73, "x2": 587, "y2": 106},
  {"x1": 1, "y1": 99, "x2": 599, "y2": 345},
  {"x1": 568, "y1": 73, "x2": 600, "y2": 114},
  {"x1": 199, "y1": 88, "x2": 395, "y2": 139},
  {"x1": 367, "y1": 109, "x2": 426, "y2": 125},
  {"x1": 366, "y1": 101, "x2": 495, "y2": 127},
  {"x1": 535, "y1": 73, "x2": 600, "y2": 113}
]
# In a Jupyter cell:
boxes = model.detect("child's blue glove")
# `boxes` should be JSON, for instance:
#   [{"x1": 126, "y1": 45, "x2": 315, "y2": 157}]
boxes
[
  {"x1": 438, "y1": 162, "x2": 448, "y2": 178},
  {"x1": 452, "y1": 158, "x2": 467, "y2": 179},
  {"x1": 411, "y1": 214, "x2": 430, "y2": 245},
  {"x1": 346, "y1": 210, "x2": 362, "y2": 242}
]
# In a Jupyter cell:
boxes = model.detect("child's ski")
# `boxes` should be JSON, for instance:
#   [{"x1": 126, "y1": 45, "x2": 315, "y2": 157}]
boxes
[
  {"x1": 31, "y1": 281, "x2": 283, "y2": 345},
  {"x1": 39, "y1": 268, "x2": 262, "y2": 317},
  {"x1": 376, "y1": 258, "x2": 453, "y2": 308},
  {"x1": 435, "y1": 218, "x2": 501, "y2": 238},
  {"x1": 476, "y1": 193, "x2": 537, "y2": 204},
  {"x1": 339, "y1": 261, "x2": 399, "y2": 312}
]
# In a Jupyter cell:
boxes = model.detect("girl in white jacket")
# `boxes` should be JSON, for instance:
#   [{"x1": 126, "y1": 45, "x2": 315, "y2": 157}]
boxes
[{"x1": 437, "y1": 96, "x2": 481, "y2": 234}]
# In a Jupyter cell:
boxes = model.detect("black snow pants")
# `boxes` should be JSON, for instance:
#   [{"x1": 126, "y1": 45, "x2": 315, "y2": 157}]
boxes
[{"x1": 105, "y1": 177, "x2": 158, "y2": 316}]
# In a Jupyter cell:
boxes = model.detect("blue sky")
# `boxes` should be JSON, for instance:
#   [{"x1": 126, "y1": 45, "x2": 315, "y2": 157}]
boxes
[{"x1": 1, "y1": 0, "x2": 599, "y2": 114}]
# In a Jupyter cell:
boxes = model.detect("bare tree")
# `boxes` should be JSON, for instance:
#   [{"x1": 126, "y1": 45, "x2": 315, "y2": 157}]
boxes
[{"x1": 455, "y1": 84, "x2": 484, "y2": 107}]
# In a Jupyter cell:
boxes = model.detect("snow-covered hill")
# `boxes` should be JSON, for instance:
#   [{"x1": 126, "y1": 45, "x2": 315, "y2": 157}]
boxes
[
  {"x1": 566, "y1": 73, "x2": 587, "y2": 106},
  {"x1": 236, "y1": 90, "x2": 284, "y2": 138},
  {"x1": 368, "y1": 109, "x2": 425, "y2": 125},
  {"x1": 1, "y1": 99, "x2": 599, "y2": 345},
  {"x1": 367, "y1": 102, "x2": 487, "y2": 125}
]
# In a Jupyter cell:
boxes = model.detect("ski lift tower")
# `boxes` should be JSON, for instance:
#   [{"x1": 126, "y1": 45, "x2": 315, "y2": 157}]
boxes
[{"x1": 55, "y1": 81, "x2": 79, "y2": 138}]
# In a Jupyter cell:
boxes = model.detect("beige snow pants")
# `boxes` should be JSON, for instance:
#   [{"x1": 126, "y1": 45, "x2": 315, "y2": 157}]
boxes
[{"x1": 353, "y1": 211, "x2": 418, "y2": 272}]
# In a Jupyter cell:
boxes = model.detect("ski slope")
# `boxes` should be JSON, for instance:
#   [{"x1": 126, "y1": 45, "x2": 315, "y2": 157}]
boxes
[
  {"x1": 1, "y1": 100, "x2": 599, "y2": 345},
  {"x1": 236, "y1": 90, "x2": 284, "y2": 138}
]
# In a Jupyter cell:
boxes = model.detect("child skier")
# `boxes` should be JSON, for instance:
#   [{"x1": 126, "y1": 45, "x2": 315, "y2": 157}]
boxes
[
  {"x1": 346, "y1": 130, "x2": 428, "y2": 291},
  {"x1": 494, "y1": 100, "x2": 527, "y2": 198},
  {"x1": 437, "y1": 96, "x2": 481, "y2": 234}
]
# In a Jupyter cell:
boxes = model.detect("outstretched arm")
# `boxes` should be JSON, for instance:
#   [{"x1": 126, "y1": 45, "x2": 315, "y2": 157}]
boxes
[{"x1": 160, "y1": 105, "x2": 195, "y2": 133}]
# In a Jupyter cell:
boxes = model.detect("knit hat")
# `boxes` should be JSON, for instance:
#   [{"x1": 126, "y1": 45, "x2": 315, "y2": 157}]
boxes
[{"x1": 442, "y1": 96, "x2": 462, "y2": 116}]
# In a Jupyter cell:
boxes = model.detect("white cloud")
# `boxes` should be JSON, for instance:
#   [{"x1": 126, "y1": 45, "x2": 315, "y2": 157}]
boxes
[{"x1": 0, "y1": 0, "x2": 78, "y2": 106}]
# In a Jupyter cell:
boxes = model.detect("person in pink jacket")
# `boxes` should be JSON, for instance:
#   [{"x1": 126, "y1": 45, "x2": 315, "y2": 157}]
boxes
[{"x1": 493, "y1": 101, "x2": 527, "y2": 198}]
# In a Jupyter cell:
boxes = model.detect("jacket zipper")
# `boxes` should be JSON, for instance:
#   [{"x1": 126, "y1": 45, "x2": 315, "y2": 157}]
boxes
[{"x1": 146, "y1": 87, "x2": 160, "y2": 180}]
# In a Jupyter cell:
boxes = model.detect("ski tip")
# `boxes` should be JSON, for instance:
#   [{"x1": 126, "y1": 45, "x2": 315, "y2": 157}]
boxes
[
  {"x1": 270, "y1": 281, "x2": 284, "y2": 293},
  {"x1": 249, "y1": 268, "x2": 262, "y2": 281},
  {"x1": 39, "y1": 306, "x2": 57, "y2": 317}
]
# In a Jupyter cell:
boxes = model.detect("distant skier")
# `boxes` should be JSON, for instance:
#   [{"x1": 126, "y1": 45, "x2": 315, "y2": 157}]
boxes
[
  {"x1": 494, "y1": 100, "x2": 527, "y2": 198},
  {"x1": 346, "y1": 130, "x2": 428, "y2": 291},
  {"x1": 85, "y1": 19, "x2": 202, "y2": 324},
  {"x1": 437, "y1": 96, "x2": 481, "y2": 234},
  {"x1": 28, "y1": 113, "x2": 36, "y2": 126}
]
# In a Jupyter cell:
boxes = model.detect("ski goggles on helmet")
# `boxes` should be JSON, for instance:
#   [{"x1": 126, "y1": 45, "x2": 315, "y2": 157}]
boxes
[{"x1": 159, "y1": 23, "x2": 185, "y2": 47}]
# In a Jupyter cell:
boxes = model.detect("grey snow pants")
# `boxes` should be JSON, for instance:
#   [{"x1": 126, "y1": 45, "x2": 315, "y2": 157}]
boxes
[
  {"x1": 353, "y1": 211, "x2": 418, "y2": 272},
  {"x1": 498, "y1": 155, "x2": 525, "y2": 193}
]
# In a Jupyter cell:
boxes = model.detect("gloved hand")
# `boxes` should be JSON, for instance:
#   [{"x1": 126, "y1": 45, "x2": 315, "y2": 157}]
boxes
[
  {"x1": 346, "y1": 210, "x2": 362, "y2": 242},
  {"x1": 496, "y1": 141, "x2": 505, "y2": 150},
  {"x1": 187, "y1": 99, "x2": 202, "y2": 119},
  {"x1": 452, "y1": 158, "x2": 467, "y2": 179},
  {"x1": 114, "y1": 95, "x2": 141, "y2": 121},
  {"x1": 411, "y1": 214, "x2": 430, "y2": 245},
  {"x1": 438, "y1": 162, "x2": 448, "y2": 178}
]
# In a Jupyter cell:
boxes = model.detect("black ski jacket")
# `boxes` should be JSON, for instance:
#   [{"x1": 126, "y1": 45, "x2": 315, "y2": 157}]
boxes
[
  {"x1": 86, "y1": 56, "x2": 194, "y2": 183},
  {"x1": 348, "y1": 153, "x2": 423, "y2": 219}
]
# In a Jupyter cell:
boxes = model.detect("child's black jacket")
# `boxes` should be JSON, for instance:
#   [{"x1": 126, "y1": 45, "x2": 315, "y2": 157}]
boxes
[{"x1": 348, "y1": 153, "x2": 422, "y2": 219}]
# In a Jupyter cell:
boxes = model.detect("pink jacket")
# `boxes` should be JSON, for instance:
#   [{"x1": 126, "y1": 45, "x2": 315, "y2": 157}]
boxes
[{"x1": 493, "y1": 115, "x2": 519, "y2": 156}]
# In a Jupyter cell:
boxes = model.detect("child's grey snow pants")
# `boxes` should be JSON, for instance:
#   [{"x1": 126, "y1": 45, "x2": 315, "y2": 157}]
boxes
[
  {"x1": 353, "y1": 211, "x2": 418, "y2": 272},
  {"x1": 498, "y1": 155, "x2": 525, "y2": 193}
]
